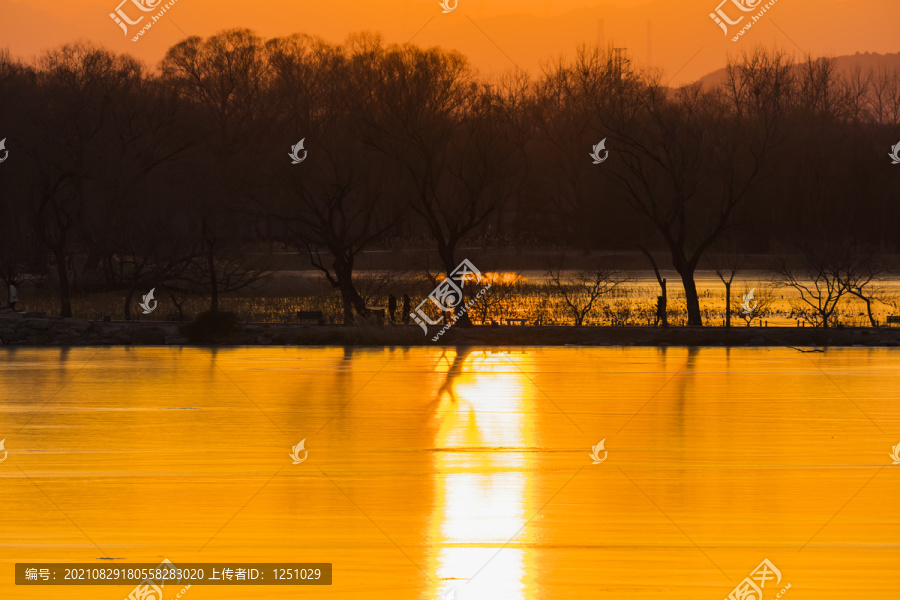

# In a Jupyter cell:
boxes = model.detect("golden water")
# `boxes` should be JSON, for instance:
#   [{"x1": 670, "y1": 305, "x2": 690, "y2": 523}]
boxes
[{"x1": 1, "y1": 347, "x2": 899, "y2": 599}]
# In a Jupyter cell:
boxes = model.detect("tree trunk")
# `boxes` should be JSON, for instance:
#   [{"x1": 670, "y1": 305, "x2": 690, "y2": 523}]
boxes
[
  {"x1": 54, "y1": 248, "x2": 72, "y2": 318},
  {"x1": 124, "y1": 267, "x2": 142, "y2": 321},
  {"x1": 440, "y1": 246, "x2": 472, "y2": 327},
  {"x1": 207, "y1": 243, "x2": 218, "y2": 312},
  {"x1": 124, "y1": 287, "x2": 134, "y2": 321},
  {"x1": 639, "y1": 246, "x2": 669, "y2": 328},
  {"x1": 454, "y1": 306, "x2": 473, "y2": 327},
  {"x1": 333, "y1": 261, "x2": 366, "y2": 326},
  {"x1": 676, "y1": 267, "x2": 702, "y2": 326},
  {"x1": 69, "y1": 253, "x2": 79, "y2": 290},
  {"x1": 341, "y1": 292, "x2": 354, "y2": 326},
  {"x1": 660, "y1": 279, "x2": 669, "y2": 328},
  {"x1": 849, "y1": 290, "x2": 877, "y2": 327},
  {"x1": 863, "y1": 296, "x2": 876, "y2": 327},
  {"x1": 338, "y1": 281, "x2": 366, "y2": 326},
  {"x1": 725, "y1": 281, "x2": 731, "y2": 328},
  {"x1": 168, "y1": 289, "x2": 186, "y2": 321},
  {"x1": 350, "y1": 287, "x2": 367, "y2": 316}
]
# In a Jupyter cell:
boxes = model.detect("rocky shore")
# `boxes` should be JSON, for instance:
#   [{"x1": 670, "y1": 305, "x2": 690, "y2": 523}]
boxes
[{"x1": 2, "y1": 310, "x2": 900, "y2": 347}]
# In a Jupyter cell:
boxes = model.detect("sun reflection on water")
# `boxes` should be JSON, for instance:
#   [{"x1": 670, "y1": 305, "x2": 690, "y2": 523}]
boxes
[{"x1": 429, "y1": 351, "x2": 535, "y2": 600}]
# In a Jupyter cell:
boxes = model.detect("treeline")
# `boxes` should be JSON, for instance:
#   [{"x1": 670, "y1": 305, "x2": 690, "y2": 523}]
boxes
[{"x1": 0, "y1": 31, "x2": 898, "y2": 325}]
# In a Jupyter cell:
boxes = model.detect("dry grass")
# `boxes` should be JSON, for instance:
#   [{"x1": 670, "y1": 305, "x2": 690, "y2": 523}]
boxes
[{"x1": 16, "y1": 272, "x2": 900, "y2": 327}]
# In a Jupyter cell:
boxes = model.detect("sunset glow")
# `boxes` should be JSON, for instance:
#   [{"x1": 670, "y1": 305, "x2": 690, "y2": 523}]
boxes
[{"x1": 1, "y1": 0, "x2": 897, "y2": 84}]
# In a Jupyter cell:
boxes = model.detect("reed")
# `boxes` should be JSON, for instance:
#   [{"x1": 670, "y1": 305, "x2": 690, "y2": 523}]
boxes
[{"x1": 16, "y1": 274, "x2": 898, "y2": 328}]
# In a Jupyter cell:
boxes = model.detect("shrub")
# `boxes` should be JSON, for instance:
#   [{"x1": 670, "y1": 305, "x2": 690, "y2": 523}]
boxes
[{"x1": 180, "y1": 310, "x2": 239, "y2": 343}]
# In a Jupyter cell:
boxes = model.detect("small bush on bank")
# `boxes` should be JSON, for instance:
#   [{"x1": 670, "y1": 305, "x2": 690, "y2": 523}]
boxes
[{"x1": 180, "y1": 310, "x2": 239, "y2": 343}]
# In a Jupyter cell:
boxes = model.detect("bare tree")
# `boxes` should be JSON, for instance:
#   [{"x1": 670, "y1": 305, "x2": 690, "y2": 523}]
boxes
[
  {"x1": 837, "y1": 245, "x2": 888, "y2": 327},
  {"x1": 354, "y1": 271, "x2": 402, "y2": 310},
  {"x1": 365, "y1": 45, "x2": 526, "y2": 324},
  {"x1": 80, "y1": 74, "x2": 196, "y2": 319},
  {"x1": 602, "y1": 49, "x2": 790, "y2": 326},
  {"x1": 796, "y1": 56, "x2": 854, "y2": 122},
  {"x1": 21, "y1": 43, "x2": 148, "y2": 316},
  {"x1": 0, "y1": 52, "x2": 41, "y2": 294},
  {"x1": 529, "y1": 46, "x2": 622, "y2": 248},
  {"x1": 774, "y1": 240, "x2": 852, "y2": 328},
  {"x1": 548, "y1": 257, "x2": 626, "y2": 326},
  {"x1": 266, "y1": 34, "x2": 395, "y2": 325},
  {"x1": 638, "y1": 245, "x2": 669, "y2": 327},
  {"x1": 469, "y1": 272, "x2": 522, "y2": 324},
  {"x1": 864, "y1": 66, "x2": 900, "y2": 125},
  {"x1": 84, "y1": 191, "x2": 197, "y2": 320},
  {"x1": 732, "y1": 284, "x2": 774, "y2": 326},
  {"x1": 162, "y1": 29, "x2": 273, "y2": 312},
  {"x1": 708, "y1": 240, "x2": 745, "y2": 328}
]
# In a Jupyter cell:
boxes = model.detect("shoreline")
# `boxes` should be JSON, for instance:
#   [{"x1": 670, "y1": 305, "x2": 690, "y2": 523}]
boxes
[{"x1": 2, "y1": 313, "x2": 900, "y2": 347}]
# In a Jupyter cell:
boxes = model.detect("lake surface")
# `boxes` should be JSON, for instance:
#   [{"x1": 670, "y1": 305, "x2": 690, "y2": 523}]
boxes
[{"x1": 1, "y1": 347, "x2": 899, "y2": 599}]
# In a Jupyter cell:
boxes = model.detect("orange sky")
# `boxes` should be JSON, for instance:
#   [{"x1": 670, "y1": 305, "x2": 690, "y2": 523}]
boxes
[{"x1": 1, "y1": 0, "x2": 897, "y2": 84}]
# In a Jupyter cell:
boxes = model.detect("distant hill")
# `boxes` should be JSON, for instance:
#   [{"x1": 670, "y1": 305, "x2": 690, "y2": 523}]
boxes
[{"x1": 698, "y1": 52, "x2": 900, "y2": 89}]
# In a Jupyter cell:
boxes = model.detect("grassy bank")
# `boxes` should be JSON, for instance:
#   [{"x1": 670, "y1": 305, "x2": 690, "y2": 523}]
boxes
[
  {"x1": 14, "y1": 268, "x2": 900, "y2": 329},
  {"x1": 3, "y1": 310, "x2": 900, "y2": 348}
]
